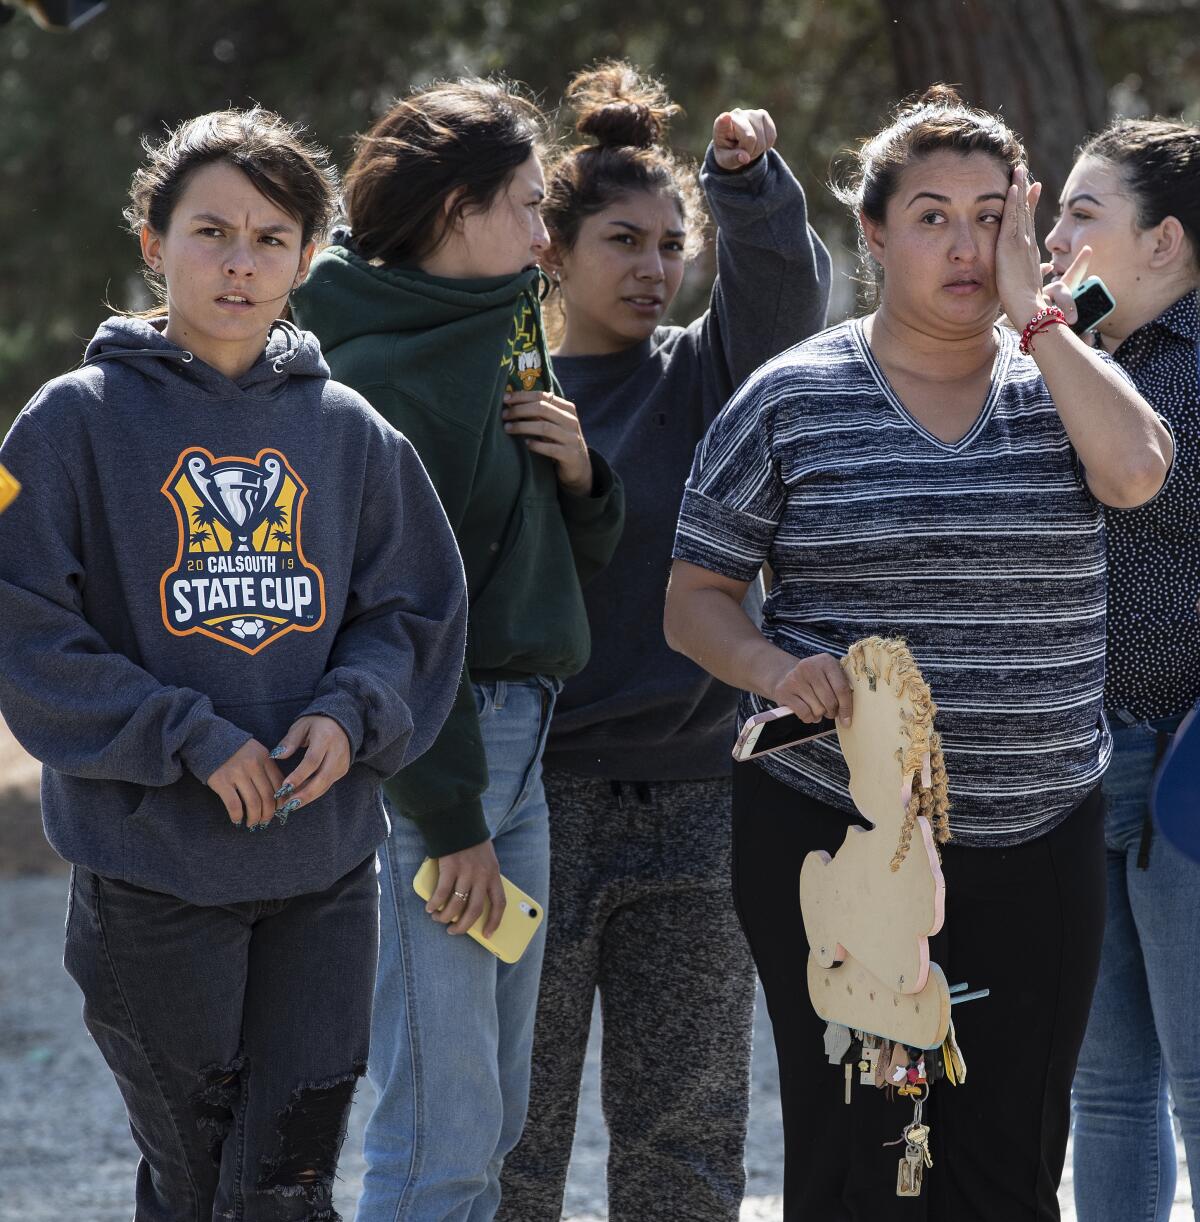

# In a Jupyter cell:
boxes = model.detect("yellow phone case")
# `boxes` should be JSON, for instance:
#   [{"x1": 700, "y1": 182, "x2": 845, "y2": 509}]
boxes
[{"x1": 411, "y1": 857, "x2": 544, "y2": 964}]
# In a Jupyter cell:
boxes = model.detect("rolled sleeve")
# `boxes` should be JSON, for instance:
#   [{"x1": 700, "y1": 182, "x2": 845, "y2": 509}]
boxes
[{"x1": 671, "y1": 371, "x2": 786, "y2": 580}]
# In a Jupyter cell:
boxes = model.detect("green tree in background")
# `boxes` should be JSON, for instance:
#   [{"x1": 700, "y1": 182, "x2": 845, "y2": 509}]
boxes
[{"x1": 2, "y1": 0, "x2": 1198, "y2": 429}]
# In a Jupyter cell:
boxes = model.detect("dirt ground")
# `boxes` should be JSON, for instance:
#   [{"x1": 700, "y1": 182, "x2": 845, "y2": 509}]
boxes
[{"x1": 0, "y1": 714, "x2": 63, "y2": 877}]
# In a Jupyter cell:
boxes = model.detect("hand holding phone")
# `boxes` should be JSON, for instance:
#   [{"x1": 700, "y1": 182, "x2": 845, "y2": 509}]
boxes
[
  {"x1": 1041, "y1": 245, "x2": 1115, "y2": 336},
  {"x1": 413, "y1": 857, "x2": 544, "y2": 964},
  {"x1": 424, "y1": 839, "x2": 504, "y2": 937},
  {"x1": 734, "y1": 651, "x2": 851, "y2": 762},
  {"x1": 1069, "y1": 275, "x2": 1116, "y2": 335},
  {"x1": 768, "y1": 652, "x2": 854, "y2": 727}
]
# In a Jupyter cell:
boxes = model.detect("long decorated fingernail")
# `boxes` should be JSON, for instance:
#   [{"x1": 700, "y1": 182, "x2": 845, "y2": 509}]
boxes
[
  {"x1": 276, "y1": 798, "x2": 301, "y2": 826},
  {"x1": 269, "y1": 745, "x2": 286, "y2": 760},
  {"x1": 274, "y1": 782, "x2": 293, "y2": 800}
]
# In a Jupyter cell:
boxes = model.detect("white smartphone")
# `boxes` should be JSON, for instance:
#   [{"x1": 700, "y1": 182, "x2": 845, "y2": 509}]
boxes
[{"x1": 732, "y1": 706, "x2": 838, "y2": 762}]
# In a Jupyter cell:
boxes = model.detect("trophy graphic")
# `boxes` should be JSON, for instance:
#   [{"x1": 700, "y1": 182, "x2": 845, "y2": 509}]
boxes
[{"x1": 184, "y1": 454, "x2": 282, "y2": 553}]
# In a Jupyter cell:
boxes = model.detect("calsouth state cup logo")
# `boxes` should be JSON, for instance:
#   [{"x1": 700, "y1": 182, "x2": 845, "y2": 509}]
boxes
[{"x1": 159, "y1": 447, "x2": 326, "y2": 654}]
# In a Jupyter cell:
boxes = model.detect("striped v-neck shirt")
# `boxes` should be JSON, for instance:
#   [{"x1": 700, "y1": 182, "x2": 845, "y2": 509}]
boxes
[{"x1": 673, "y1": 317, "x2": 1111, "y2": 846}]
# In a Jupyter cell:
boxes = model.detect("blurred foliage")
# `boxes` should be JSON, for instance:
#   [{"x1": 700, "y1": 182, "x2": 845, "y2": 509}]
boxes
[{"x1": 2, "y1": 0, "x2": 1199, "y2": 428}]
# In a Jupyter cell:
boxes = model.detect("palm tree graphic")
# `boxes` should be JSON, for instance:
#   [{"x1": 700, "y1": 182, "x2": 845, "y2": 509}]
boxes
[
  {"x1": 190, "y1": 503, "x2": 221, "y2": 552},
  {"x1": 263, "y1": 502, "x2": 290, "y2": 552}
]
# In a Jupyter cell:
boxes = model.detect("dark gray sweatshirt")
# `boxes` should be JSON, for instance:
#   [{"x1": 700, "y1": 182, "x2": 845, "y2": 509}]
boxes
[
  {"x1": 543, "y1": 146, "x2": 831, "y2": 780},
  {"x1": 0, "y1": 317, "x2": 467, "y2": 904}
]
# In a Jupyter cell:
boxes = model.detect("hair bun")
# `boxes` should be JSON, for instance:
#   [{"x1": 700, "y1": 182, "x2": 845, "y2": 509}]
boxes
[
  {"x1": 566, "y1": 60, "x2": 680, "y2": 150},
  {"x1": 912, "y1": 82, "x2": 966, "y2": 111}
]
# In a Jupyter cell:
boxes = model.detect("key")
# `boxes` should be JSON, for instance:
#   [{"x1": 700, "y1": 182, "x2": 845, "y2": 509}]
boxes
[
  {"x1": 906, "y1": 1122, "x2": 933, "y2": 1169},
  {"x1": 896, "y1": 1145, "x2": 924, "y2": 1197}
]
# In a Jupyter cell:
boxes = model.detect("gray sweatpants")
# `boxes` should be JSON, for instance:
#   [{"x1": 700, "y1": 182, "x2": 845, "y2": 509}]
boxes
[{"x1": 497, "y1": 770, "x2": 756, "y2": 1222}]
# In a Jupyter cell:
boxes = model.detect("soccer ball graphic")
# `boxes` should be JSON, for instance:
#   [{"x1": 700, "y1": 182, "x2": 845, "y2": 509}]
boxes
[{"x1": 229, "y1": 618, "x2": 267, "y2": 641}]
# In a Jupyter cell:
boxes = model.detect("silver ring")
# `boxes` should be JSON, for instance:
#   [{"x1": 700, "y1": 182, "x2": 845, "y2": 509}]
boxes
[{"x1": 452, "y1": 890, "x2": 470, "y2": 902}]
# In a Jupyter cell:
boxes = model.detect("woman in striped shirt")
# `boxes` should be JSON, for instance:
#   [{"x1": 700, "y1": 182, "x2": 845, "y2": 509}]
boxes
[{"x1": 664, "y1": 86, "x2": 1172, "y2": 1221}]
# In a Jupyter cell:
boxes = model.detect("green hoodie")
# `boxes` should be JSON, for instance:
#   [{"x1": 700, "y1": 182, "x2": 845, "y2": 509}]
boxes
[{"x1": 292, "y1": 239, "x2": 624, "y2": 855}]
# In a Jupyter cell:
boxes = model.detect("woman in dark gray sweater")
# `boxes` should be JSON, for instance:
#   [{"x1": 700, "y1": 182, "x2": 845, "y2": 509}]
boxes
[{"x1": 497, "y1": 61, "x2": 830, "y2": 1221}]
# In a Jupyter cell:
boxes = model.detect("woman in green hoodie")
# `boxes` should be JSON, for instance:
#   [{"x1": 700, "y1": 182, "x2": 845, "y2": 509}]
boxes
[{"x1": 291, "y1": 79, "x2": 624, "y2": 1222}]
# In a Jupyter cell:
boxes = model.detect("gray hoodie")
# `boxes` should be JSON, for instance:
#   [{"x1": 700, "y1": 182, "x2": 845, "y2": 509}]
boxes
[
  {"x1": 544, "y1": 147, "x2": 831, "y2": 780},
  {"x1": 0, "y1": 317, "x2": 467, "y2": 904}
]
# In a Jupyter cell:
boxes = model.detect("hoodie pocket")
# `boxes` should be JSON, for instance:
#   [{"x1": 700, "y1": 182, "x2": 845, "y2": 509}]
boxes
[
  {"x1": 121, "y1": 719, "x2": 387, "y2": 906},
  {"x1": 209, "y1": 693, "x2": 315, "y2": 753},
  {"x1": 120, "y1": 694, "x2": 356, "y2": 900}
]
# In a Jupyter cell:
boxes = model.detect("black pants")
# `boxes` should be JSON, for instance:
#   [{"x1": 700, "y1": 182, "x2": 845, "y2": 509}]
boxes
[
  {"x1": 64, "y1": 854, "x2": 378, "y2": 1221},
  {"x1": 732, "y1": 763, "x2": 1106, "y2": 1221}
]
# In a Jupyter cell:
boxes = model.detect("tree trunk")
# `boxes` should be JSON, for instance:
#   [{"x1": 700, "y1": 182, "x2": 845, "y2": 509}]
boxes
[{"x1": 880, "y1": 0, "x2": 1108, "y2": 238}]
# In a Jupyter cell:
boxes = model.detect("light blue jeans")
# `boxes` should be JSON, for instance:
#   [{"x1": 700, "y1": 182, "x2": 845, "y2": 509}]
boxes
[
  {"x1": 357, "y1": 676, "x2": 558, "y2": 1222},
  {"x1": 1073, "y1": 718, "x2": 1200, "y2": 1222}
]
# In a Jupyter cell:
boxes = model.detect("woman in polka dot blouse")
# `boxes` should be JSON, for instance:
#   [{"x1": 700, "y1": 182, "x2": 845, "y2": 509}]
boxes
[{"x1": 1046, "y1": 117, "x2": 1200, "y2": 1222}]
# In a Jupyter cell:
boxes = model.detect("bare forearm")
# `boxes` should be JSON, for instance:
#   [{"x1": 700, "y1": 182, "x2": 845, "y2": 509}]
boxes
[
  {"x1": 994, "y1": 169, "x2": 1170, "y2": 508},
  {"x1": 1030, "y1": 326, "x2": 1172, "y2": 506},
  {"x1": 665, "y1": 585, "x2": 792, "y2": 700}
]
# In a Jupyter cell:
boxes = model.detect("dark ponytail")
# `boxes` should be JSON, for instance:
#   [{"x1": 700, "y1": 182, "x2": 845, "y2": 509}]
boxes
[
  {"x1": 342, "y1": 78, "x2": 545, "y2": 266},
  {"x1": 1079, "y1": 118, "x2": 1200, "y2": 263}
]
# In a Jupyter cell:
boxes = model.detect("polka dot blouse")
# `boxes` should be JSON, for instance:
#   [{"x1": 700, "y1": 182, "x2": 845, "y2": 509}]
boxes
[{"x1": 1105, "y1": 289, "x2": 1200, "y2": 721}]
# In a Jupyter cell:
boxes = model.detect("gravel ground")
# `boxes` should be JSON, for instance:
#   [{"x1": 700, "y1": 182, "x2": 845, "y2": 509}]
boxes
[{"x1": 0, "y1": 875, "x2": 1190, "y2": 1221}]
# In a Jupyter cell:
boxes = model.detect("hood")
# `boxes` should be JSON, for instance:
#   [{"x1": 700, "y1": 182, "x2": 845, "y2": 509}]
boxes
[
  {"x1": 82, "y1": 315, "x2": 330, "y2": 400},
  {"x1": 291, "y1": 232, "x2": 544, "y2": 354}
]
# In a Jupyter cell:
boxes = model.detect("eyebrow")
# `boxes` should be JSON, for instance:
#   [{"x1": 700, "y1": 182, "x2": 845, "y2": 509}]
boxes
[
  {"x1": 1062, "y1": 192, "x2": 1105, "y2": 210},
  {"x1": 905, "y1": 191, "x2": 1007, "y2": 208},
  {"x1": 189, "y1": 212, "x2": 297, "y2": 234},
  {"x1": 606, "y1": 219, "x2": 687, "y2": 239}
]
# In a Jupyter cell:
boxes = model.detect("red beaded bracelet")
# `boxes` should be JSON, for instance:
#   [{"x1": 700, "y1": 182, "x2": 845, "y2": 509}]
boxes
[{"x1": 1019, "y1": 306, "x2": 1068, "y2": 355}]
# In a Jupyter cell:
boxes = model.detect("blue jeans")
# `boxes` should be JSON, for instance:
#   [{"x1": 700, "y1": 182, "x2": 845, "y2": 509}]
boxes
[
  {"x1": 358, "y1": 676, "x2": 558, "y2": 1222},
  {"x1": 1073, "y1": 720, "x2": 1200, "y2": 1222}
]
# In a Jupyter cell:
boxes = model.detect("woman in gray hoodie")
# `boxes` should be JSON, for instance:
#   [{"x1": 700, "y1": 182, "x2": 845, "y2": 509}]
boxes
[
  {"x1": 498, "y1": 62, "x2": 830, "y2": 1221},
  {"x1": 0, "y1": 108, "x2": 467, "y2": 1221}
]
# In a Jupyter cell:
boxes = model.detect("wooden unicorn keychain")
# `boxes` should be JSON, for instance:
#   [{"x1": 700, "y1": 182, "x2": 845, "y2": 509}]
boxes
[{"x1": 796, "y1": 637, "x2": 976, "y2": 1197}]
